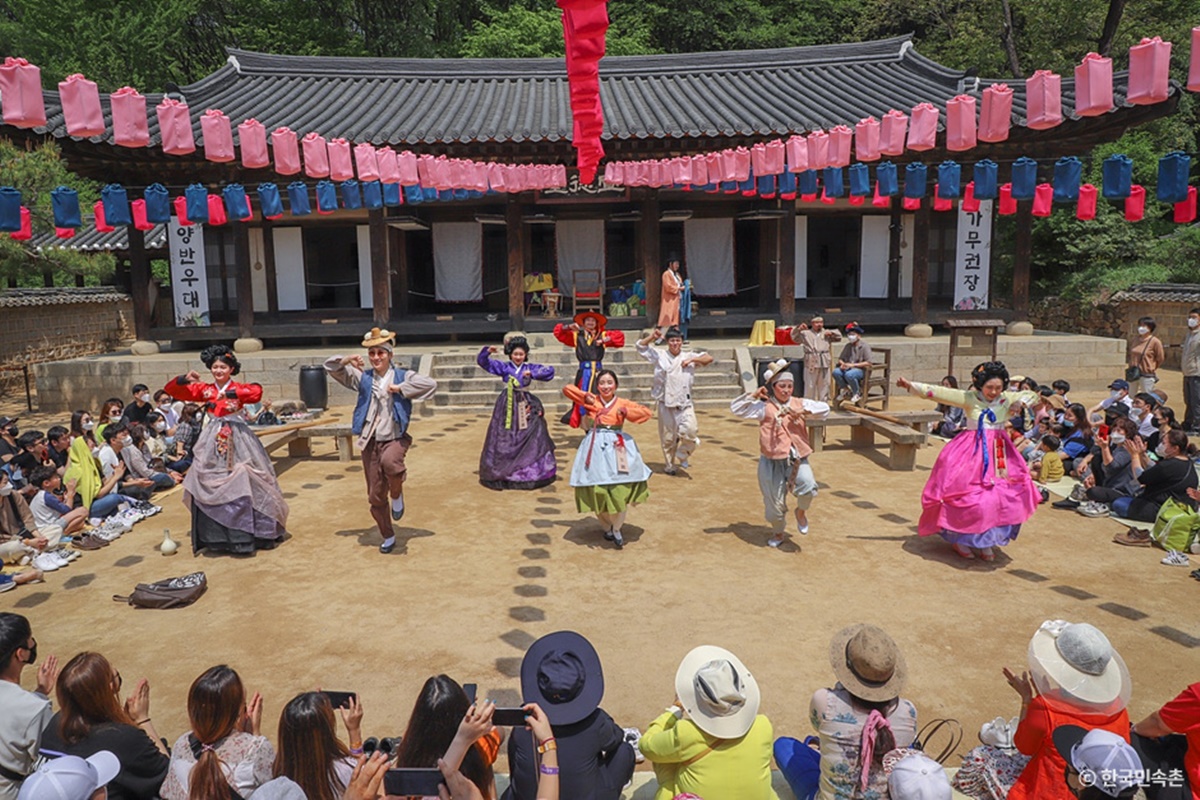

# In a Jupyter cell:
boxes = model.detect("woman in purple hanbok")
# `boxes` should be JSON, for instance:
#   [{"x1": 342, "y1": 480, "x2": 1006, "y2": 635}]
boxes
[{"x1": 477, "y1": 337, "x2": 557, "y2": 490}]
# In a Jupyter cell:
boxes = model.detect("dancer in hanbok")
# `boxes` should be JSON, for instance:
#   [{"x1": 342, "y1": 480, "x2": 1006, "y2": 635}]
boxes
[
  {"x1": 554, "y1": 312, "x2": 625, "y2": 427},
  {"x1": 476, "y1": 336, "x2": 557, "y2": 490},
  {"x1": 565, "y1": 372, "x2": 651, "y2": 549},
  {"x1": 163, "y1": 345, "x2": 288, "y2": 555},
  {"x1": 896, "y1": 361, "x2": 1041, "y2": 561}
]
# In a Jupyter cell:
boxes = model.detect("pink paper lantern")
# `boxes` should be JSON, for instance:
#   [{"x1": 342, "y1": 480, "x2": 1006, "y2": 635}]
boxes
[
  {"x1": 200, "y1": 109, "x2": 235, "y2": 163},
  {"x1": 302, "y1": 133, "x2": 330, "y2": 178},
  {"x1": 110, "y1": 87, "x2": 149, "y2": 148},
  {"x1": 327, "y1": 138, "x2": 354, "y2": 182},
  {"x1": 1127, "y1": 37, "x2": 1172, "y2": 105},
  {"x1": 828, "y1": 126, "x2": 852, "y2": 168},
  {"x1": 397, "y1": 151, "x2": 419, "y2": 186},
  {"x1": 906, "y1": 103, "x2": 938, "y2": 151},
  {"x1": 1074, "y1": 52, "x2": 1113, "y2": 117},
  {"x1": 238, "y1": 119, "x2": 270, "y2": 169},
  {"x1": 156, "y1": 98, "x2": 195, "y2": 156},
  {"x1": 354, "y1": 143, "x2": 380, "y2": 182},
  {"x1": 691, "y1": 155, "x2": 709, "y2": 186},
  {"x1": 806, "y1": 131, "x2": 829, "y2": 171},
  {"x1": 979, "y1": 84, "x2": 1013, "y2": 143},
  {"x1": 785, "y1": 135, "x2": 808, "y2": 172},
  {"x1": 880, "y1": 110, "x2": 908, "y2": 156},
  {"x1": 1189, "y1": 27, "x2": 1200, "y2": 93},
  {"x1": 271, "y1": 127, "x2": 301, "y2": 175},
  {"x1": 377, "y1": 147, "x2": 400, "y2": 184},
  {"x1": 58, "y1": 74, "x2": 104, "y2": 138},
  {"x1": 732, "y1": 147, "x2": 751, "y2": 182},
  {"x1": 0, "y1": 57, "x2": 46, "y2": 129},
  {"x1": 945, "y1": 95, "x2": 976, "y2": 152},
  {"x1": 854, "y1": 117, "x2": 880, "y2": 162},
  {"x1": 1025, "y1": 71, "x2": 1062, "y2": 129}
]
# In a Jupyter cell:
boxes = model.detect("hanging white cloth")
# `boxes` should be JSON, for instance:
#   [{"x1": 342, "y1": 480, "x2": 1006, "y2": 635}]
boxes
[
  {"x1": 555, "y1": 219, "x2": 606, "y2": 296},
  {"x1": 684, "y1": 218, "x2": 735, "y2": 296},
  {"x1": 432, "y1": 221, "x2": 483, "y2": 302}
]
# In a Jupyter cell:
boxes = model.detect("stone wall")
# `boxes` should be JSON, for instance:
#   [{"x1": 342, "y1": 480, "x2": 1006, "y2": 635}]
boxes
[
  {"x1": 0, "y1": 292, "x2": 135, "y2": 396},
  {"x1": 1028, "y1": 297, "x2": 1193, "y2": 369}
]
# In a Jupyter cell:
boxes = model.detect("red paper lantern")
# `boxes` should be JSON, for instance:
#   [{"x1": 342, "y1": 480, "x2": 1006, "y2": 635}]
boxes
[
  {"x1": 1077, "y1": 184, "x2": 1098, "y2": 220},
  {"x1": 1125, "y1": 185, "x2": 1145, "y2": 222},
  {"x1": 998, "y1": 183, "x2": 1016, "y2": 215},
  {"x1": 961, "y1": 182, "x2": 980, "y2": 213},
  {"x1": 11, "y1": 207, "x2": 32, "y2": 241},
  {"x1": 1032, "y1": 183, "x2": 1053, "y2": 217},
  {"x1": 1175, "y1": 187, "x2": 1198, "y2": 224},
  {"x1": 94, "y1": 201, "x2": 114, "y2": 233}
]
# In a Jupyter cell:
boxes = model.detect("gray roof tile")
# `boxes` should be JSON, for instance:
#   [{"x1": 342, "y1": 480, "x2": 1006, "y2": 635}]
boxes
[
  {"x1": 30, "y1": 222, "x2": 167, "y2": 252},
  {"x1": 0, "y1": 286, "x2": 129, "y2": 307}
]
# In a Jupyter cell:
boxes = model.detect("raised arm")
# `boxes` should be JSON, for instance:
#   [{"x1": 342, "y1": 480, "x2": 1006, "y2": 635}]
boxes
[
  {"x1": 476, "y1": 346, "x2": 506, "y2": 378},
  {"x1": 527, "y1": 362, "x2": 555, "y2": 382},
  {"x1": 232, "y1": 382, "x2": 263, "y2": 405},
  {"x1": 603, "y1": 329, "x2": 626, "y2": 348},
  {"x1": 552, "y1": 323, "x2": 576, "y2": 348},
  {"x1": 619, "y1": 399, "x2": 653, "y2": 424},
  {"x1": 396, "y1": 371, "x2": 437, "y2": 401},
  {"x1": 162, "y1": 377, "x2": 210, "y2": 403},
  {"x1": 730, "y1": 389, "x2": 767, "y2": 420},
  {"x1": 563, "y1": 384, "x2": 601, "y2": 412},
  {"x1": 896, "y1": 377, "x2": 974, "y2": 410},
  {"x1": 323, "y1": 355, "x2": 363, "y2": 391}
]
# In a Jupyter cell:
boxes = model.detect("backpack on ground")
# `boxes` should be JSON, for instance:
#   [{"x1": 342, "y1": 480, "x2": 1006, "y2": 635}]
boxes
[{"x1": 113, "y1": 572, "x2": 207, "y2": 609}]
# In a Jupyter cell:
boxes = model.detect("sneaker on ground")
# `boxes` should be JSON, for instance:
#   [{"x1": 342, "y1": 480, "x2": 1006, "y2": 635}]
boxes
[
  {"x1": 767, "y1": 534, "x2": 785, "y2": 548},
  {"x1": 0, "y1": 574, "x2": 14, "y2": 592},
  {"x1": 679, "y1": 460, "x2": 690, "y2": 469},
  {"x1": 850, "y1": 393, "x2": 862, "y2": 404},
  {"x1": 31, "y1": 553, "x2": 62, "y2": 572},
  {"x1": 1068, "y1": 484, "x2": 1087, "y2": 502},
  {"x1": 1162, "y1": 550, "x2": 1190, "y2": 567},
  {"x1": 663, "y1": 466, "x2": 677, "y2": 476},
  {"x1": 622, "y1": 728, "x2": 645, "y2": 763},
  {"x1": 1077, "y1": 502, "x2": 1111, "y2": 518}
]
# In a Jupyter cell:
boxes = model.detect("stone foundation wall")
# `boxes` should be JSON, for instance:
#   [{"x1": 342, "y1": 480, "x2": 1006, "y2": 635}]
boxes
[{"x1": 1028, "y1": 297, "x2": 1192, "y2": 369}]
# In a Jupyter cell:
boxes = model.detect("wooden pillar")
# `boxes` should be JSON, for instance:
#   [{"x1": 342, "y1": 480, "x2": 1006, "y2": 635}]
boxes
[
  {"x1": 390, "y1": 228, "x2": 409, "y2": 315},
  {"x1": 778, "y1": 207, "x2": 796, "y2": 322},
  {"x1": 262, "y1": 220, "x2": 279, "y2": 318},
  {"x1": 1013, "y1": 200, "x2": 1033, "y2": 320},
  {"x1": 887, "y1": 198, "x2": 902, "y2": 306},
  {"x1": 638, "y1": 192, "x2": 661, "y2": 321},
  {"x1": 233, "y1": 222, "x2": 255, "y2": 339},
  {"x1": 506, "y1": 198, "x2": 526, "y2": 329},
  {"x1": 41, "y1": 267, "x2": 53, "y2": 287},
  {"x1": 368, "y1": 208, "x2": 390, "y2": 324},
  {"x1": 127, "y1": 227, "x2": 152, "y2": 340},
  {"x1": 910, "y1": 201, "x2": 931, "y2": 324}
]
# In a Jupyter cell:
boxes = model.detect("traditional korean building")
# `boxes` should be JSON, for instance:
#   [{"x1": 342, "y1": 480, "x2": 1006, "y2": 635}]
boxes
[{"x1": 6, "y1": 36, "x2": 1180, "y2": 346}]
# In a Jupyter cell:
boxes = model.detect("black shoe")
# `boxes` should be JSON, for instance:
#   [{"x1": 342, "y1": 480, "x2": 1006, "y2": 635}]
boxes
[
  {"x1": 379, "y1": 539, "x2": 396, "y2": 554},
  {"x1": 391, "y1": 502, "x2": 405, "y2": 521},
  {"x1": 613, "y1": 531, "x2": 625, "y2": 549},
  {"x1": 603, "y1": 530, "x2": 615, "y2": 541},
  {"x1": 1052, "y1": 498, "x2": 1081, "y2": 509}
]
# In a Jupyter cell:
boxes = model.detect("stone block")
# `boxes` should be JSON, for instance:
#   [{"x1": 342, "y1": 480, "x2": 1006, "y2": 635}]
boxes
[{"x1": 131, "y1": 340, "x2": 160, "y2": 355}]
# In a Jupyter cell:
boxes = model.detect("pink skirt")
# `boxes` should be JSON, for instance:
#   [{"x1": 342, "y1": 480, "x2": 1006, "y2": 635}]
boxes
[{"x1": 918, "y1": 427, "x2": 1040, "y2": 543}]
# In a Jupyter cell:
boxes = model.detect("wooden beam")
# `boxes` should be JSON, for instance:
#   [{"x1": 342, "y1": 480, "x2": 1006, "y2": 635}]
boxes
[
  {"x1": 638, "y1": 192, "x2": 661, "y2": 321},
  {"x1": 887, "y1": 198, "x2": 902, "y2": 306},
  {"x1": 262, "y1": 219, "x2": 279, "y2": 318},
  {"x1": 910, "y1": 201, "x2": 931, "y2": 324},
  {"x1": 127, "y1": 226, "x2": 152, "y2": 340},
  {"x1": 233, "y1": 222, "x2": 255, "y2": 338},
  {"x1": 389, "y1": 227, "x2": 408, "y2": 316},
  {"x1": 778, "y1": 206, "x2": 796, "y2": 323},
  {"x1": 1013, "y1": 200, "x2": 1033, "y2": 320},
  {"x1": 758, "y1": 219, "x2": 775, "y2": 312},
  {"x1": 506, "y1": 197, "x2": 526, "y2": 329},
  {"x1": 368, "y1": 208, "x2": 390, "y2": 324}
]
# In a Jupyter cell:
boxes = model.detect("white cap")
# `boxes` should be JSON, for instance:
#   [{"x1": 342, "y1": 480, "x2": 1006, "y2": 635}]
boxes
[
  {"x1": 1054, "y1": 726, "x2": 1143, "y2": 797},
  {"x1": 17, "y1": 753, "x2": 120, "y2": 800},
  {"x1": 888, "y1": 753, "x2": 952, "y2": 800}
]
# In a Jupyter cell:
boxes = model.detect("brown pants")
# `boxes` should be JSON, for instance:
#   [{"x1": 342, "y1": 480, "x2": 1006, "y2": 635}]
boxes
[{"x1": 361, "y1": 435, "x2": 411, "y2": 537}]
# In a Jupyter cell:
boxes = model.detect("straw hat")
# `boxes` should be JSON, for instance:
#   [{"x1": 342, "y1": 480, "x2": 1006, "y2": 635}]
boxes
[
  {"x1": 1028, "y1": 621, "x2": 1130, "y2": 709},
  {"x1": 674, "y1": 645, "x2": 761, "y2": 739},
  {"x1": 762, "y1": 358, "x2": 794, "y2": 385},
  {"x1": 362, "y1": 327, "x2": 396, "y2": 349},
  {"x1": 829, "y1": 624, "x2": 908, "y2": 703}
]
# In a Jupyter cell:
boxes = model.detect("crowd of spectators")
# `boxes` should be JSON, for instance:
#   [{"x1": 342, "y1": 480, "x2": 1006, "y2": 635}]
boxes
[{"x1": 0, "y1": 617, "x2": 1195, "y2": 800}]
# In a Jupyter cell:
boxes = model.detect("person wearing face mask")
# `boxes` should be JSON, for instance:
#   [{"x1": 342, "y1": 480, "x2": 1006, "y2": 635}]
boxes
[
  {"x1": 152, "y1": 391, "x2": 179, "y2": 431},
  {"x1": 119, "y1": 385, "x2": 153, "y2": 426},
  {"x1": 1129, "y1": 392, "x2": 1160, "y2": 440},
  {"x1": 0, "y1": 613, "x2": 59, "y2": 800},
  {"x1": 1127, "y1": 316, "x2": 1165, "y2": 396},
  {"x1": 832, "y1": 323, "x2": 872, "y2": 405},
  {"x1": 475, "y1": 335, "x2": 556, "y2": 491},
  {"x1": 896, "y1": 361, "x2": 1042, "y2": 561},
  {"x1": 1076, "y1": 418, "x2": 1141, "y2": 518},
  {"x1": 94, "y1": 400, "x2": 124, "y2": 442},
  {"x1": 1182, "y1": 308, "x2": 1200, "y2": 435},
  {"x1": 63, "y1": 415, "x2": 140, "y2": 525},
  {"x1": 0, "y1": 470, "x2": 62, "y2": 576},
  {"x1": 1106, "y1": 430, "x2": 1199, "y2": 537},
  {"x1": 1088, "y1": 380, "x2": 1134, "y2": 421},
  {"x1": 0, "y1": 417, "x2": 20, "y2": 466},
  {"x1": 95, "y1": 423, "x2": 153, "y2": 504}
]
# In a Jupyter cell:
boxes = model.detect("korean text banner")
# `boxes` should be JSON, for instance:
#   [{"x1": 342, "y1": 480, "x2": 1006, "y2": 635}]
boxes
[{"x1": 168, "y1": 217, "x2": 211, "y2": 326}]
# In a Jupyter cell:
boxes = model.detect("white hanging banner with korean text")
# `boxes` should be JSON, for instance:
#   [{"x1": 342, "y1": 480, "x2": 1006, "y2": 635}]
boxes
[
  {"x1": 168, "y1": 217, "x2": 210, "y2": 326},
  {"x1": 953, "y1": 200, "x2": 993, "y2": 311}
]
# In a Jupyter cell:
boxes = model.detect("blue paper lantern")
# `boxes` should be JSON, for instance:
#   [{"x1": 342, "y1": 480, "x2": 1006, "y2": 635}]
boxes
[
  {"x1": 382, "y1": 182, "x2": 402, "y2": 207},
  {"x1": 287, "y1": 182, "x2": 311, "y2": 216},
  {"x1": 185, "y1": 184, "x2": 209, "y2": 224},
  {"x1": 0, "y1": 187, "x2": 22, "y2": 233},
  {"x1": 1101, "y1": 155, "x2": 1132, "y2": 200},
  {"x1": 937, "y1": 162, "x2": 961, "y2": 199},
  {"x1": 848, "y1": 164, "x2": 870, "y2": 197},
  {"x1": 903, "y1": 163, "x2": 927, "y2": 199},
  {"x1": 1053, "y1": 157, "x2": 1082, "y2": 203},
  {"x1": 223, "y1": 184, "x2": 251, "y2": 220},
  {"x1": 823, "y1": 167, "x2": 844, "y2": 198},
  {"x1": 1010, "y1": 157, "x2": 1038, "y2": 201},
  {"x1": 798, "y1": 170, "x2": 819, "y2": 197},
  {"x1": 1157, "y1": 152, "x2": 1191, "y2": 204},
  {"x1": 51, "y1": 186, "x2": 82, "y2": 228},
  {"x1": 362, "y1": 180, "x2": 383, "y2": 209},
  {"x1": 257, "y1": 183, "x2": 284, "y2": 219},
  {"x1": 340, "y1": 180, "x2": 362, "y2": 210},
  {"x1": 777, "y1": 170, "x2": 797, "y2": 198},
  {"x1": 756, "y1": 174, "x2": 776, "y2": 197},
  {"x1": 143, "y1": 184, "x2": 171, "y2": 223},
  {"x1": 101, "y1": 184, "x2": 132, "y2": 227},
  {"x1": 973, "y1": 160, "x2": 999, "y2": 200}
]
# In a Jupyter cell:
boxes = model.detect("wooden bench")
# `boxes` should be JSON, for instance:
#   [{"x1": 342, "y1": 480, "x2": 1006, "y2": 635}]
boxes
[
  {"x1": 287, "y1": 424, "x2": 355, "y2": 461},
  {"x1": 806, "y1": 410, "x2": 941, "y2": 470}
]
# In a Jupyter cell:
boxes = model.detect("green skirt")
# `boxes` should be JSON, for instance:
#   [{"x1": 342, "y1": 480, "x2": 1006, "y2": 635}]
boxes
[{"x1": 575, "y1": 481, "x2": 650, "y2": 513}]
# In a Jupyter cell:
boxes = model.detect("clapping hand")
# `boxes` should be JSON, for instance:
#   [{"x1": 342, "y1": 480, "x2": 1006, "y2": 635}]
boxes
[
  {"x1": 124, "y1": 678, "x2": 152, "y2": 721},
  {"x1": 1002, "y1": 667, "x2": 1035, "y2": 705},
  {"x1": 242, "y1": 691, "x2": 264, "y2": 736},
  {"x1": 35, "y1": 654, "x2": 59, "y2": 696}
]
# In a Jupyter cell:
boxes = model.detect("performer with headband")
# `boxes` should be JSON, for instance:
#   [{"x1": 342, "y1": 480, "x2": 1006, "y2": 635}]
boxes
[
  {"x1": 778, "y1": 314, "x2": 841, "y2": 402},
  {"x1": 896, "y1": 361, "x2": 1041, "y2": 561},
  {"x1": 476, "y1": 335, "x2": 556, "y2": 490},
  {"x1": 564, "y1": 371, "x2": 651, "y2": 549},
  {"x1": 554, "y1": 311, "x2": 625, "y2": 427},
  {"x1": 636, "y1": 326, "x2": 713, "y2": 475},
  {"x1": 163, "y1": 345, "x2": 288, "y2": 555},
  {"x1": 325, "y1": 328, "x2": 437, "y2": 554},
  {"x1": 730, "y1": 359, "x2": 829, "y2": 548}
]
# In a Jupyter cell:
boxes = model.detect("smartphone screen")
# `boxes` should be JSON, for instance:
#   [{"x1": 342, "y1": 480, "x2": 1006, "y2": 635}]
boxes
[
  {"x1": 492, "y1": 707, "x2": 529, "y2": 727},
  {"x1": 321, "y1": 691, "x2": 356, "y2": 710},
  {"x1": 463, "y1": 683, "x2": 477, "y2": 704},
  {"x1": 383, "y1": 769, "x2": 444, "y2": 796}
]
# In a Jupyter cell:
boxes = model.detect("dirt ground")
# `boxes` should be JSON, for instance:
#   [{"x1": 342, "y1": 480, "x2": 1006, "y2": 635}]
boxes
[{"x1": 2, "y1": 368, "x2": 1196, "y2": 777}]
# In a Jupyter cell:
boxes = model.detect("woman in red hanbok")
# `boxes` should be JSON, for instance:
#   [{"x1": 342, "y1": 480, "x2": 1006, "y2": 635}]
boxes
[{"x1": 164, "y1": 345, "x2": 288, "y2": 555}]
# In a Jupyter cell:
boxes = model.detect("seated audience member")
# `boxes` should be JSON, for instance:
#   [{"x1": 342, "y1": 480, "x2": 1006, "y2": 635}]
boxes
[
  {"x1": 1089, "y1": 380, "x2": 1134, "y2": 419},
  {"x1": 0, "y1": 613, "x2": 56, "y2": 800},
  {"x1": 1059, "y1": 404, "x2": 1094, "y2": 475},
  {"x1": 1031, "y1": 436, "x2": 1064, "y2": 484},
  {"x1": 888, "y1": 752, "x2": 954, "y2": 800},
  {"x1": 15, "y1": 752, "x2": 120, "y2": 800},
  {"x1": 95, "y1": 399, "x2": 124, "y2": 441},
  {"x1": 1076, "y1": 419, "x2": 1141, "y2": 517},
  {"x1": 46, "y1": 427, "x2": 71, "y2": 472},
  {"x1": 119, "y1": 425, "x2": 180, "y2": 493},
  {"x1": 1131, "y1": 681, "x2": 1199, "y2": 800},
  {"x1": 1052, "y1": 380, "x2": 1071, "y2": 404},
  {"x1": 1146, "y1": 405, "x2": 1181, "y2": 455},
  {"x1": 12, "y1": 432, "x2": 51, "y2": 495},
  {"x1": 70, "y1": 411, "x2": 99, "y2": 455},
  {"x1": 161, "y1": 665, "x2": 274, "y2": 800},
  {"x1": 142, "y1": 413, "x2": 190, "y2": 473},
  {"x1": 273, "y1": 692, "x2": 362, "y2": 800},
  {"x1": 0, "y1": 417, "x2": 20, "y2": 466},
  {"x1": 793, "y1": 625, "x2": 917, "y2": 800},
  {"x1": 1112, "y1": 430, "x2": 1198, "y2": 523},
  {"x1": 504, "y1": 631, "x2": 635, "y2": 800},
  {"x1": 933, "y1": 376, "x2": 967, "y2": 438},
  {"x1": 954, "y1": 621, "x2": 1131, "y2": 800},
  {"x1": 28, "y1": 466, "x2": 88, "y2": 536},
  {"x1": 65, "y1": 422, "x2": 139, "y2": 522},
  {"x1": 395, "y1": 676, "x2": 500, "y2": 799},
  {"x1": 1052, "y1": 726, "x2": 1142, "y2": 800},
  {"x1": 172, "y1": 405, "x2": 203, "y2": 462},
  {"x1": 40, "y1": 652, "x2": 170, "y2": 800},
  {"x1": 120, "y1": 385, "x2": 153, "y2": 426},
  {"x1": 1132, "y1": 392, "x2": 1160, "y2": 440},
  {"x1": 153, "y1": 391, "x2": 180, "y2": 431},
  {"x1": 0, "y1": 470, "x2": 63, "y2": 566},
  {"x1": 640, "y1": 645, "x2": 776, "y2": 800}
]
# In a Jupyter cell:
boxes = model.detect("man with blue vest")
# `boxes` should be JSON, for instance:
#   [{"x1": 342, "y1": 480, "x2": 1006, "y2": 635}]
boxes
[{"x1": 325, "y1": 328, "x2": 437, "y2": 553}]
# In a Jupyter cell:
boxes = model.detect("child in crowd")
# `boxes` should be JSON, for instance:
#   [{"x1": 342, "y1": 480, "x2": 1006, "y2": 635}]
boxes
[
  {"x1": 933, "y1": 376, "x2": 966, "y2": 438},
  {"x1": 1052, "y1": 379, "x2": 1071, "y2": 404},
  {"x1": 1031, "y1": 435, "x2": 1063, "y2": 484},
  {"x1": 28, "y1": 465, "x2": 88, "y2": 536}
]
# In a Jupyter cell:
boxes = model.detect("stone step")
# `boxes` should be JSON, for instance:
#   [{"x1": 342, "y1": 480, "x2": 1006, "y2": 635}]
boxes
[
  {"x1": 430, "y1": 383, "x2": 740, "y2": 408},
  {"x1": 431, "y1": 359, "x2": 739, "y2": 379},
  {"x1": 433, "y1": 348, "x2": 737, "y2": 367},
  {"x1": 431, "y1": 372, "x2": 739, "y2": 393}
]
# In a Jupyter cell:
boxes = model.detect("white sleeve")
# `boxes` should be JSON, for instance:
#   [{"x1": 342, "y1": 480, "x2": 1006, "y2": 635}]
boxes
[
  {"x1": 635, "y1": 342, "x2": 657, "y2": 365},
  {"x1": 730, "y1": 394, "x2": 766, "y2": 420},
  {"x1": 801, "y1": 398, "x2": 831, "y2": 419}
]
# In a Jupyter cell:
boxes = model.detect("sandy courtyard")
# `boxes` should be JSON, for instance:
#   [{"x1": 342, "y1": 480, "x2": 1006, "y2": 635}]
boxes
[{"x1": 2, "y1": 378, "x2": 1197, "y2": 778}]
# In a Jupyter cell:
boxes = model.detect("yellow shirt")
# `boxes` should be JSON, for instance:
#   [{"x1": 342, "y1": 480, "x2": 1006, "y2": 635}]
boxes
[
  {"x1": 1038, "y1": 450, "x2": 1065, "y2": 484},
  {"x1": 639, "y1": 711, "x2": 778, "y2": 800}
]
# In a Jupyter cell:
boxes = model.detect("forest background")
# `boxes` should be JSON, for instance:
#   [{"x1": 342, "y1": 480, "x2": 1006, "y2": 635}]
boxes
[{"x1": 0, "y1": 0, "x2": 1197, "y2": 303}]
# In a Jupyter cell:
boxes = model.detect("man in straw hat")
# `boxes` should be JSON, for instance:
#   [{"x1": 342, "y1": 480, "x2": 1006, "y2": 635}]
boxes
[
  {"x1": 554, "y1": 312, "x2": 625, "y2": 428},
  {"x1": 638, "y1": 645, "x2": 776, "y2": 800},
  {"x1": 636, "y1": 326, "x2": 713, "y2": 475},
  {"x1": 730, "y1": 359, "x2": 829, "y2": 547},
  {"x1": 779, "y1": 315, "x2": 841, "y2": 403},
  {"x1": 324, "y1": 328, "x2": 437, "y2": 554}
]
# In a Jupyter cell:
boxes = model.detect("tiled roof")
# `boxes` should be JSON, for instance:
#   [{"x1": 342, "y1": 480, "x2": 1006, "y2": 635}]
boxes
[
  {"x1": 16, "y1": 36, "x2": 1164, "y2": 147},
  {"x1": 1111, "y1": 284, "x2": 1200, "y2": 303},
  {"x1": 30, "y1": 223, "x2": 168, "y2": 252},
  {"x1": 0, "y1": 286, "x2": 129, "y2": 308}
]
